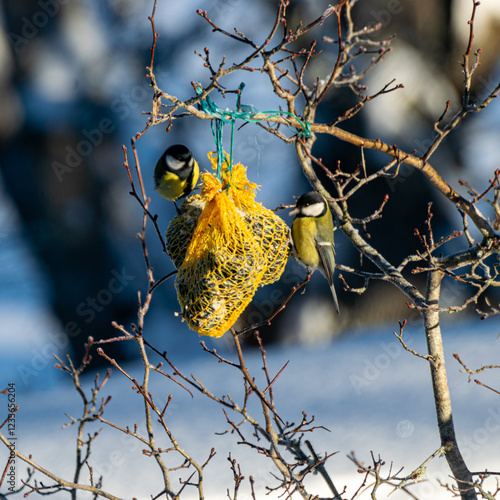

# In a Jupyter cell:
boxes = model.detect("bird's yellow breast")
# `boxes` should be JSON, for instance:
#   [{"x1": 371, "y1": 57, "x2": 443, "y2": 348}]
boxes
[
  {"x1": 156, "y1": 171, "x2": 189, "y2": 201},
  {"x1": 291, "y1": 217, "x2": 321, "y2": 268}
]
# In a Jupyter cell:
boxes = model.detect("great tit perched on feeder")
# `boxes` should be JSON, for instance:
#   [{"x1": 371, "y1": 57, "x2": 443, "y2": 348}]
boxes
[
  {"x1": 154, "y1": 145, "x2": 200, "y2": 203},
  {"x1": 290, "y1": 191, "x2": 340, "y2": 314}
]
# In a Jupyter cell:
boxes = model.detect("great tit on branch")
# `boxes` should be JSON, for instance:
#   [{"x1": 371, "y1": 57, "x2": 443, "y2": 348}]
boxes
[
  {"x1": 154, "y1": 144, "x2": 200, "y2": 203},
  {"x1": 290, "y1": 191, "x2": 340, "y2": 314}
]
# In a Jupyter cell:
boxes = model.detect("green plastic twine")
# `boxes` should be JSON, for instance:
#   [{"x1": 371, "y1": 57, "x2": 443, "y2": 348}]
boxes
[{"x1": 194, "y1": 82, "x2": 311, "y2": 182}]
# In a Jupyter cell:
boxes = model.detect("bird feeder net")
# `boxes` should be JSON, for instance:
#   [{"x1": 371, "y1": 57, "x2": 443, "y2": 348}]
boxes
[{"x1": 165, "y1": 151, "x2": 290, "y2": 337}]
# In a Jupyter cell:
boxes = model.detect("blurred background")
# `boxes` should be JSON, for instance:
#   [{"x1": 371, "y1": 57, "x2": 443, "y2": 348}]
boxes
[{"x1": 1, "y1": 0, "x2": 500, "y2": 388}]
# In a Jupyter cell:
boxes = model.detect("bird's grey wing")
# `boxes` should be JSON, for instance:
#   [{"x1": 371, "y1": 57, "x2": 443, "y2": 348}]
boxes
[{"x1": 316, "y1": 240, "x2": 340, "y2": 314}]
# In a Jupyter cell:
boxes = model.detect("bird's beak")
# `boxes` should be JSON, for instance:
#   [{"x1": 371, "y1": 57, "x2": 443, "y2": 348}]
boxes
[{"x1": 289, "y1": 207, "x2": 299, "y2": 216}]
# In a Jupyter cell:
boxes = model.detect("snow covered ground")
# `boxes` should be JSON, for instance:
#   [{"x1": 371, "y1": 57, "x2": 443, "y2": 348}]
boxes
[{"x1": 2, "y1": 308, "x2": 500, "y2": 499}]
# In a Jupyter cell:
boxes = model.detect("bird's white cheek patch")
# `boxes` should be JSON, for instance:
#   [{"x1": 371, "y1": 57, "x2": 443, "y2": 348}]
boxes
[
  {"x1": 166, "y1": 155, "x2": 185, "y2": 171},
  {"x1": 302, "y1": 202, "x2": 325, "y2": 217}
]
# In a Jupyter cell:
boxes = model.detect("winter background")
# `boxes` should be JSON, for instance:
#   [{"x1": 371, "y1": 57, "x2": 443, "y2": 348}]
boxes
[{"x1": 1, "y1": 0, "x2": 500, "y2": 498}]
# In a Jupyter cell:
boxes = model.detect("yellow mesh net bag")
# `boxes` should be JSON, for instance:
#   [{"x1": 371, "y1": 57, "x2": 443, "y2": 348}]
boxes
[{"x1": 165, "y1": 151, "x2": 290, "y2": 337}]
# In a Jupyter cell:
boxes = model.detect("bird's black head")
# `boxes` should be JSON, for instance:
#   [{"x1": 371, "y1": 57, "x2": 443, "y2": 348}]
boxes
[
  {"x1": 294, "y1": 191, "x2": 327, "y2": 218},
  {"x1": 166, "y1": 144, "x2": 192, "y2": 162},
  {"x1": 162, "y1": 144, "x2": 195, "y2": 178}
]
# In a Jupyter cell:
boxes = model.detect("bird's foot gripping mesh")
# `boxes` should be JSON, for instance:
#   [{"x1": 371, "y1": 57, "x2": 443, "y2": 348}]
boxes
[{"x1": 166, "y1": 151, "x2": 290, "y2": 337}]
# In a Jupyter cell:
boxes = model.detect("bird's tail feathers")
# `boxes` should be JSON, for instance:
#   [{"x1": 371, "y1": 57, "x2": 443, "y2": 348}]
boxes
[{"x1": 330, "y1": 282, "x2": 340, "y2": 315}]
